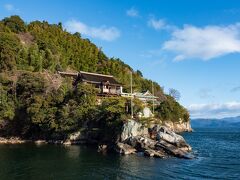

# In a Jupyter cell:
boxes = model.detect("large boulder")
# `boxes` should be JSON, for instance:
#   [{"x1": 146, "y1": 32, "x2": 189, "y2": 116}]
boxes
[
  {"x1": 120, "y1": 120, "x2": 148, "y2": 142},
  {"x1": 156, "y1": 140, "x2": 193, "y2": 159},
  {"x1": 115, "y1": 142, "x2": 136, "y2": 155},
  {"x1": 116, "y1": 120, "x2": 193, "y2": 159},
  {"x1": 125, "y1": 136, "x2": 156, "y2": 151},
  {"x1": 156, "y1": 126, "x2": 191, "y2": 150},
  {"x1": 144, "y1": 149, "x2": 165, "y2": 158},
  {"x1": 69, "y1": 131, "x2": 85, "y2": 141}
]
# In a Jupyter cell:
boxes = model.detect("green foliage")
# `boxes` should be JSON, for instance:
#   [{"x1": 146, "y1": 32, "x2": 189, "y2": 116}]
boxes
[
  {"x1": 133, "y1": 98, "x2": 144, "y2": 114},
  {"x1": 0, "y1": 74, "x2": 15, "y2": 122},
  {"x1": 100, "y1": 97, "x2": 126, "y2": 118},
  {"x1": 98, "y1": 97, "x2": 127, "y2": 142},
  {"x1": 0, "y1": 16, "x2": 164, "y2": 96},
  {"x1": 136, "y1": 70, "x2": 143, "y2": 77},
  {"x1": 55, "y1": 83, "x2": 98, "y2": 132},
  {"x1": 0, "y1": 32, "x2": 21, "y2": 71},
  {"x1": 0, "y1": 16, "x2": 189, "y2": 139},
  {"x1": 2, "y1": 15, "x2": 26, "y2": 33},
  {"x1": 155, "y1": 95, "x2": 190, "y2": 122},
  {"x1": 16, "y1": 72, "x2": 46, "y2": 105}
]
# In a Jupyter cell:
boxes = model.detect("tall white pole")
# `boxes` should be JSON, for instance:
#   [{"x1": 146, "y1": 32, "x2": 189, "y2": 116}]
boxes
[
  {"x1": 131, "y1": 72, "x2": 133, "y2": 118},
  {"x1": 152, "y1": 81, "x2": 154, "y2": 115}
]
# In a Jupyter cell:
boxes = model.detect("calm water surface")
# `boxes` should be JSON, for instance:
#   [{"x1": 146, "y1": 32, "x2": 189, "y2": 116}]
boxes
[{"x1": 0, "y1": 128, "x2": 240, "y2": 180}]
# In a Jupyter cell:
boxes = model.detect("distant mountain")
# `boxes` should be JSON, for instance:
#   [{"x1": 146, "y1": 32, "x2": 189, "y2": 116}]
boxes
[{"x1": 191, "y1": 116, "x2": 240, "y2": 128}]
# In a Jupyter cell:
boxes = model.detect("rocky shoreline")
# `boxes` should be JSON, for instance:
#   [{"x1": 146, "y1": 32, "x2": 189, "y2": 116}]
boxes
[
  {"x1": 0, "y1": 120, "x2": 193, "y2": 159},
  {"x1": 0, "y1": 137, "x2": 28, "y2": 144},
  {"x1": 113, "y1": 120, "x2": 193, "y2": 159}
]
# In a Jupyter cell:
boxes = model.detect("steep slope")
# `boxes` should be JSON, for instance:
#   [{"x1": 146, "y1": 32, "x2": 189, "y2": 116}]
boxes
[
  {"x1": 0, "y1": 15, "x2": 164, "y2": 97},
  {"x1": 0, "y1": 16, "x2": 190, "y2": 138}
]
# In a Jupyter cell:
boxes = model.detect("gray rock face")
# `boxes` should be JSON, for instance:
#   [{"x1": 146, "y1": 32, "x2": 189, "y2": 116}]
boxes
[
  {"x1": 156, "y1": 126, "x2": 191, "y2": 150},
  {"x1": 144, "y1": 149, "x2": 165, "y2": 158},
  {"x1": 163, "y1": 121, "x2": 193, "y2": 133},
  {"x1": 121, "y1": 120, "x2": 148, "y2": 142},
  {"x1": 115, "y1": 142, "x2": 136, "y2": 155},
  {"x1": 156, "y1": 140, "x2": 193, "y2": 159},
  {"x1": 116, "y1": 120, "x2": 193, "y2": 159},
  {"x1": 125, "y1": 136, "x2": 156, "y2": 150},
  {"x1": 69, "y1": 131, "x2": 84, "y2": 141}
]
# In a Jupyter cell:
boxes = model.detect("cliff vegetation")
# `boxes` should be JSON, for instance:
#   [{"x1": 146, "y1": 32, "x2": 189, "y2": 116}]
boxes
[{"x1": 0, "y1": 16, "x2": 190, "y2": 139}]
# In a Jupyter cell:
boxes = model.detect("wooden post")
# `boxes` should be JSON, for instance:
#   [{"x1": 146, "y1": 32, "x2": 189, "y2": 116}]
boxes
[{"x1": 131, "y1": 72, "x2": 133, "y2": 118}]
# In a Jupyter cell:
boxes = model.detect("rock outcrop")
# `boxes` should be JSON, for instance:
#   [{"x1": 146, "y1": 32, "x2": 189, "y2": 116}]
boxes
[
  {"x1": 163, "y1": 121, "x2": 193, "y2": 133},
  {"x1": 115, "y1": 142, "x2": 137, "y2": 155},
  {"x1": 116, "y1": 120, "x2": 193, "y2": 159},
  {"x1": 121, "y1": 120, "x2": 148, "y2": 141},
  {"x1": 0, "y1": 137, "x2": 27, "y2": 144},
  {"x1": 156, "y1": 126, "x2": 191, "y2": 151}
]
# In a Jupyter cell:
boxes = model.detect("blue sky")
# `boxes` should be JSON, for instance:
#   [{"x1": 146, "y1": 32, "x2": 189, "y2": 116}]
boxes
[{"x1": 1, "y1": 0, "x2": 240, "y2": 118}]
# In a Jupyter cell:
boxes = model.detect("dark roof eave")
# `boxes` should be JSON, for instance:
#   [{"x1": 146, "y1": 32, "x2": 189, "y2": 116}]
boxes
[{"x1": 82, "y1": 79, "x2": 122, "y2": 86}]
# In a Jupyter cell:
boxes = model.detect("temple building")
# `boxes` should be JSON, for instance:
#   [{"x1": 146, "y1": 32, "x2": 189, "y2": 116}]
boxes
[
  {"x1": 58, "y1": 71, "x2": 123, "y2": 96},
  {"x1": 133, "y1": 90, "x2": 159, "y2": 104}
]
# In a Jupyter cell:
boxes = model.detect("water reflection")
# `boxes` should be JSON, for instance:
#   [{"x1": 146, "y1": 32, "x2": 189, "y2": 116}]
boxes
[
  {"x1": 0, "y1": 129, "x2": 240, "y2": 179},
  {"x1": 64, "y1": 145, "x2": 81, "y2": 159}
]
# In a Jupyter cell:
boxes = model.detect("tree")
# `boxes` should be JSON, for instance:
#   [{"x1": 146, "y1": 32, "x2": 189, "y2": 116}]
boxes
[
  {"x1": 0, "y1": 32, "x2": 21, "y2": 71},
  {"x1": 169, "y1": 88, "x2": 181, "y2": 101},
  {"x1": 136, "y1": 70, "x2": 143, "y2": 77},
  {"x1": 0, "y1": 15, "x2": 190, "y2": 138},
  {"x1": 2, "y1": 15, "x2": 26, "y2": 33},
  {"x1": 155, "y1": 95, "x2": 189, "y2": 122},
  {"x1": 0, "y1": 77, "x2": 15, "y2": 122}
]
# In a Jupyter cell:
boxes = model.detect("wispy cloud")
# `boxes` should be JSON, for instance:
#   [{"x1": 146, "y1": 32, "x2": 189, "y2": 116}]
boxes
[
  {"x1": 126, "y1": 7, "x2": 139, "y2": 18},
  {"x1": 4, "y1": 4, "x2": 15, "y2": 11},
  {"x1": 188, "y1": 101, "x2": 240, "y2": 119},
  {"x1": 64, "y1": 20, "x2": 120, "y2": 41},
  {"x1": 148, "y1": 17, "x2": 175, "y2": 31},
  {"x1": 163, "y1": 23, "x2": 240, "y2": 61}
]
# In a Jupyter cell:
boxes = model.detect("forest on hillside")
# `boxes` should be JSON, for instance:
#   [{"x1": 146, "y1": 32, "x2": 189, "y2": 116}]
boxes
[
  {"x1": 0, "y1": 16, "x2": 189, "y2": 139},
  {"x1": 0, "y1": 15, "x2": 163, "y2": 95}
]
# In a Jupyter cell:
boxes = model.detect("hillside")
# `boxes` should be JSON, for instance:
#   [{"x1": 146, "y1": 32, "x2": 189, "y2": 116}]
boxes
[
  {"x1": 0, "y1": 16, "x2": 190, "y2": 139},
  {"x1": 0, "y1": 15, "x2": 163, "y2": 96}
]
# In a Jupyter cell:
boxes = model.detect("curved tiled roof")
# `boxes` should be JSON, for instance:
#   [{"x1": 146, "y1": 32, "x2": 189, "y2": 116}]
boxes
[{"x1": 79, "y1": 71, "x2": 122, "y2": 86}]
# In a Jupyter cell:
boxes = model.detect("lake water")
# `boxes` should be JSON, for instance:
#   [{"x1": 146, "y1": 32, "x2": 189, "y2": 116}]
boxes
[{"x1": 0, "y1": 128, "x2": 240, "y2": 179}]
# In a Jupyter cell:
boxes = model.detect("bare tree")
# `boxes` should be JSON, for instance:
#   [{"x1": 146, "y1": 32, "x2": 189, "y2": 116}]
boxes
[{"x1": 169, "y1": 88, "x2": 181, "y2": 101}]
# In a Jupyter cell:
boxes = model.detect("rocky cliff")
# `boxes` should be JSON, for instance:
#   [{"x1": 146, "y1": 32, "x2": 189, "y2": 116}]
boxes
[
  {"x1": 162, "y1": 120, "x2": 193, "y2": 133},
  {"x1": 101, "y1": 119, "x2": 194, "y2": 159}
]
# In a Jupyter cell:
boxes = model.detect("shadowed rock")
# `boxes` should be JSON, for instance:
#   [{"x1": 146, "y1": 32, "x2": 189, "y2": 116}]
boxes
[
  {"x1": 116, "y1": 120, "x2": 193, "y2": 159},
  {"x1": 115, "y1": 142, "x2": 136, "y2": 155},
  {"x1": 156, "y1": 140, "x2": 193, "y2": 159},
  {"x1": 156, "y1": 126, "x2": 191, "y2": 151}
]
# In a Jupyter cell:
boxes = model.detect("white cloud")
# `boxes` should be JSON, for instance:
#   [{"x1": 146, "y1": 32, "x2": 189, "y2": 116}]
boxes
[
  {"x1": 188, "y1": 101, "x2": 240, "y2": 119},
  {"x1": 163, "y1": 23, "x2": 240, "y2": 61},
  {"x1": 126, "y1": 7, "x2": 139, "y2": 17},
  {"x1": 4, "y1": 4, "x2": 14, "y2": 11},
  {"x1": 64, "y1": 20, "x2": 120, "y2": 41},
  {"x1": 148, "y1": 18, "x2": 166, "y2": 30},
  {"x1": 148, "y1": 17, "x2": 176, "y2": 31}
]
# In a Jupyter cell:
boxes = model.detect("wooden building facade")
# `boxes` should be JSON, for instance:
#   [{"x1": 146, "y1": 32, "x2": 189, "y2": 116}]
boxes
[{"x1": 58, "y1": 71, "x2": 122, "y2": 96}]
